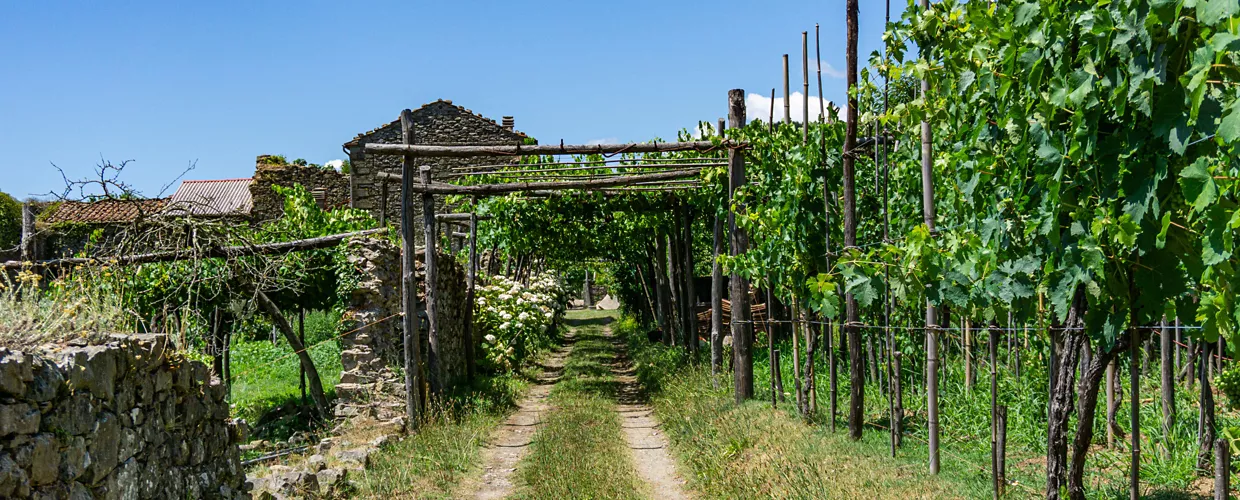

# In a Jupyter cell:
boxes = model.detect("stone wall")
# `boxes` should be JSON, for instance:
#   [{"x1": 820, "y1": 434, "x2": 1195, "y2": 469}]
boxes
[
  {"x1": 249, "y1": 156, "x2": 351, "y2": 223},
  {"x1": 343, "y1": 100, "x2": 529, "y2": 236},
  {"x1": 335, "y1": 238, "x2": 471, "y2": 420},
  {"x1": 0, "y1": 335, "x2": 245, "y2": 499}
]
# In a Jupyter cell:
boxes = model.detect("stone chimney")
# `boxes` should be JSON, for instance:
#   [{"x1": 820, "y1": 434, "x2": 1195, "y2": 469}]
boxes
[{"x1": 501, "y1": 116, "x2": 515, "y2": 131}]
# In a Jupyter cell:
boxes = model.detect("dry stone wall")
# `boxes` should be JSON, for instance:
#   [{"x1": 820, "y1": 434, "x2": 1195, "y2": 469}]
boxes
[
  {"x1": 336, "y1": 237, "x2": 471, "y2": 420},
  {"x1": 249, "y1": 157, "x2": 351, "y2": 223},
  {"x1": 0, "y1": 334, "x2": 245, "y2": 499}
]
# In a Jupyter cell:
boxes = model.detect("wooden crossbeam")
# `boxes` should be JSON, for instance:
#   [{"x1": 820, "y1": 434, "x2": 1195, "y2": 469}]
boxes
[
  {"x1": 361, "y1": 140, "x2": 741, "y2": 159},
  {"x1": 401, "y1": 169, "x2": 702, "y2": 196},
  {"x1": 3, "y1": 228, "x2": 389, "y2": 270},
  {"x1": 435, "y1": 213, "x2": 493, "y2": 222}
]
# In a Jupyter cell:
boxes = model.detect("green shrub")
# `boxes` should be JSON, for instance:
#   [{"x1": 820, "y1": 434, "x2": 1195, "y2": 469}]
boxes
[{"x1": 0, "y1": 192, "x2": 20, "y2": 251}]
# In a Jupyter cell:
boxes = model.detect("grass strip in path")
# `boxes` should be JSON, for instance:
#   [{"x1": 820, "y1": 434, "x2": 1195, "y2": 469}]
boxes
[
  {"x1": 513, "y1": 310, "x2": 648, "y2": 500},
  {"x1": 350, "y1": 370, "x2": 528, "y2": 499}
]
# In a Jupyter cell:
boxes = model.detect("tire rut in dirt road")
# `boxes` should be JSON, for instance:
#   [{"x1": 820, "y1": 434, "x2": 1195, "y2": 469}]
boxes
[
  {"x1": 462, "y1": 338, "x2": 572, "y2": 500},
  {"x1": 607, "y1": 328, "x2": 692, "y2": 500}
]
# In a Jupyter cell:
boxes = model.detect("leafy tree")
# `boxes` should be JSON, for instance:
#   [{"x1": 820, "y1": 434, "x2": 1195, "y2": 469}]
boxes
[{"x1": 0, "y1": 192, "x2": 20, "y2": 251}]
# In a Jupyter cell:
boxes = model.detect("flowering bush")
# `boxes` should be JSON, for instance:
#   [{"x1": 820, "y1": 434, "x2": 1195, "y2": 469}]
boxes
[{"x1": 474, "y1": 272, "x2": 569, "y2": 370}]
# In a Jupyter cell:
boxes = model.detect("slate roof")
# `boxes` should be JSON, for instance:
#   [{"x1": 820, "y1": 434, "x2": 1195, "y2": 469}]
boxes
[
  {"x1": 343, "y1": 99, "x2": 527, "y2": 147},
  {"x1": 43, "y1": 198, "x2": 168, "y2": 224},
  {"x1": 164, "y1": 178, "x2": 254, "y2": 216}
]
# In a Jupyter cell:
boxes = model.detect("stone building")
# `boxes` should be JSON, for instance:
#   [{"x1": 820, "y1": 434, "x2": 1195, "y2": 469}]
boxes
[{"x1": 342, "y1": 100, "x2": 529, "y2": 230}]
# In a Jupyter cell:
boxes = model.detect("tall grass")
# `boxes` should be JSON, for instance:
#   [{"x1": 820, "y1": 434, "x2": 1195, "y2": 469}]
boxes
[{"x1": 351, "y1": 373, "x2": 528, "y2": 499}]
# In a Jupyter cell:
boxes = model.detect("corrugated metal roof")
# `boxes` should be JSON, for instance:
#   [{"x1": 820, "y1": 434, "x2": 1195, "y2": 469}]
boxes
[
  {"x1": 44, "y1": 198, "x2": 168, "y2": 224},
  {"x1": 165, "y1": 178, "x2": 254, "y2": 216}
]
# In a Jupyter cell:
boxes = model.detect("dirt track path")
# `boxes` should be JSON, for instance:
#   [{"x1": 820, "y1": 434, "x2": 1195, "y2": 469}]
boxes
[
  {"x1": 462, "y1": 341, "x2": 571, "y2": 500},
  {"x1": 608, "y1": 327, "x2": 692, "y2": 500}
]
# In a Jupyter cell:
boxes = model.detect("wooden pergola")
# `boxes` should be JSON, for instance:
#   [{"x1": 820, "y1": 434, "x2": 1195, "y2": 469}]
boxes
[{"x1": 364, "y1": 90, "x2": 755, "y2": 425}]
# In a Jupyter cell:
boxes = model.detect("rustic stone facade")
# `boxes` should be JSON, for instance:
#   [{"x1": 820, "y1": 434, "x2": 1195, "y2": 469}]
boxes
[
  {"x1": 0, "y1": 335, "x2": 246, "y2": 499},
  {"x1": 336, "y1": 238, "x2": 471, "y2": 420},
  {"x1": 249, "y1": 156, "x2": 350, "y2": 223},
  {"x1": 343, "y1": 100, "x2": 529, "y2": 235}
]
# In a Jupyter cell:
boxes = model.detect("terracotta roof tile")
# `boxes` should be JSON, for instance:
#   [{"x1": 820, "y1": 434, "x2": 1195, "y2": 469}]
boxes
[
  {"x1": 44, "y1": 198, "x2": 168, "y2": 224},
  {"x1": 343, "y1": 99, "x2": 527, "y2": 147},
  {"x1": 165, "y1": 178, "x2": 254, "y2": 216}
]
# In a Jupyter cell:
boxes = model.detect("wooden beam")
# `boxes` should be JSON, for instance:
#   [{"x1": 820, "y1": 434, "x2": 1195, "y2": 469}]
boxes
[
  {"x1": 447, "y1": 162, "x2": 725, "y2": 177},
  {"x1": 2, "y1": 228, "x2": 388, "y2": 270},
  {"x1": 401, "y1": 169, "x2": 703, "y2": 196},
  {"x1": 363, "y1": 140, "x2": 741, "y2": 158},
  {"x1": 436, "y1": 213, "x2": 493, "y2": 222}
]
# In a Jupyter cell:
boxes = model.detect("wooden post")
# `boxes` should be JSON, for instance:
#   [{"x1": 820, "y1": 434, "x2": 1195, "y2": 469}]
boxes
[
  {"x1": 767, "y1": 286, "x2": 778, "y2": 406},
  {"x1": 997, "y1": 405, "x2": 1008, "y2": 497},
  {"x1": 816, "y1": 24, "x2": 826, "y2": 123},
  {"x1": 727, "y1": 89, "x2": 753, "y2": 403},
  {"x1": 399, "y1": 109, "x2": 424, "y2": 426},
  {"x1": 421, "y1": 165, "x2": 444, "y2": 395},
  {"x1": 20, "y1": 201, "x2": 34, "y2": 262},
  {"x1": 1107, "y1": 359, "x2": 1117, "y2": 448},
  {"x1": 802, "y1": 31, "x2": 809, "y2": 143},
  {"x1": 711, "y1": 192, "x2": 725, "y2": 379},
  {"x1": 654, "y1": 237, "x2": 672, "y2": 344},
  {"x1": 1217, "y1": 437, "x2": 1231, "y2": 500},
  {"x1": 917, "y1": 0, "x2": 940, "y2": 473},
  {"x1": 965, "y1": 319, "x2": 975, "y2": 391},
  {"x1": 990, "y1": 324, "x2": 1000, "y2": 500},
  {"x1": 379, "y1": 179, "x2": 389, "y2": 227},
  {"x1": 1130, "y1": 322, "x2": 1140, "y2": 500},
  {"x1": 783, "y1": 54, "x2": 791, "y2": 124},
  {"x1": 464, "y1": 204, "x2": 479, "y2": 382},
  {"x1": 769, "y1": 88, "x2": 776, "y2": 132},
  {"x1": 299, "y1": 308, "x2": 307, "y2": 408},
  {"x1": 893, "y1": 352, "x2": 903, "y2": 447},
  {"x1": 773, "y1": 349, "x2": 784, "y2": 406},
  {"x1": 792, "y1": 297, "x2": 805, "y2": 416},
  {"x1": 844, "y1": 0, "x2": 865, "y2": 443},
  {"x1": 254, "y1": 289, "x2": 329, "y2": 417},
  {"x1": 683, "y1": 204, "x2": 697, "y2": 358},
  {"x1": 583, "y1": 268, "x2": 593, "y2": 308},
  {"x1": 1162, "y1": 317, "x2": 1175, "y2": 457}
]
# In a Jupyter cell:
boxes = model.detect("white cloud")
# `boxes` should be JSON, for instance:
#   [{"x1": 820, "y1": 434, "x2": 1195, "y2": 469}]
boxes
[
  {"x1": 324, "y1": 159, "x2": 345, "y2": 171},
  {"x1": 820, "y1": 61, "x2": 845, "y2": 79},
  {"x1": 745, "y1": 92, "x2": 844, "y2": 124},
  {"x1": 585, "y1": 137, "x2": 619, "y2": 145}
]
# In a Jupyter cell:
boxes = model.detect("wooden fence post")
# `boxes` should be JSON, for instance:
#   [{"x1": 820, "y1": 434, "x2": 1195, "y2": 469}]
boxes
[
  {"x1": 727, "y1": 88, "x2": 753, "y2": 403},
  {"x1": 299, "y1": 308, "x2": 307, "y2": 408},
  {"x1": 20, "y1": 201, "x2": 35, "y2": 262},
  {"x1": 421, "y1": 165, "x2": 444, "y2": 395},
  {"x1": 1162, "y1": 317, "x2": 1175, "y2": 457},
  {"x1": 844, "y1": 0, "x2": 866, "y2": 443},
  {"x1": 399, "y1": 109, "x2": 424, "y2": 427},
  {"x1": 783, "y1": 54, "x2": 791, "y2": 124}
]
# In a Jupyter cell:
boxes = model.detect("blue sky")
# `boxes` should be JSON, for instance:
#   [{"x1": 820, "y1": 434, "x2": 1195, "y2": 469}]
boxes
[{"x1": 0, "y1": 1, "x2": 907, "y2": 200}]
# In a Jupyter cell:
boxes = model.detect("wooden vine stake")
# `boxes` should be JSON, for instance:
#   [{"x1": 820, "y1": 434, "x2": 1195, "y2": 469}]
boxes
[
  {"x1": 783, "y1": 54, "x2": 791, "y2": 124},
  {"x1": 1161, "y1": 316, "x2": 1175, "y2": 457},
  {"x1": 727, "y1": 89, "x2": 754, "y2": 403},
  {"x1": 1216, "y1": 437, "x2": 1230, "y2": 500},
  {"x1": 802, "y1": 31, "x2": 809, "y2": 143},
  {"x1": 1129, "y1": 301, "x2": 1140, "y2": 500},
  {"x1": 711, "y1": 117, "x2": 727, "y2": 383},
  {"x1": 683, "y1": 204, "x2": 697, "y2": 358},
  {"x1": 844, "y1": 0, "x2": 865, "y2": 442},
  {"x1": 918, "y1": 0, "x2": 941, "y2": 473},
  {"x1": 768, "y1": 285, "x2": 779, "y2": 407},
  {"x1": 399, "y1": 109, "x2": 424, "y2": 427}
]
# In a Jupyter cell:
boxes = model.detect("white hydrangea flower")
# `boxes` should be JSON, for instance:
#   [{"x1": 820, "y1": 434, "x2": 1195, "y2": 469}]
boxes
[{"x1": 484, "y1": 334, "x2": 497, "y2": 344}]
